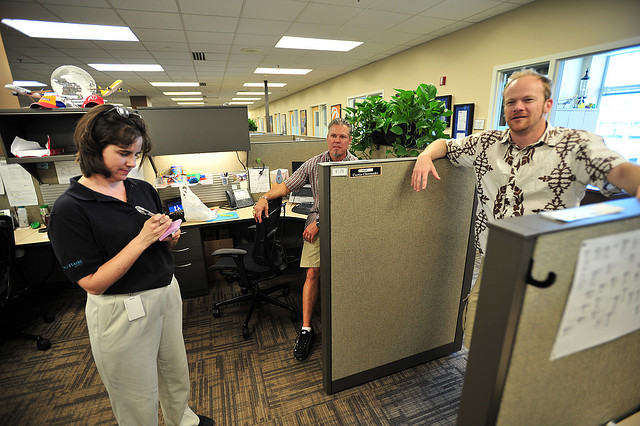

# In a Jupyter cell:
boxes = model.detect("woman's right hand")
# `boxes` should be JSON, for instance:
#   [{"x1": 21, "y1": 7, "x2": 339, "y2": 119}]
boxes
[{"x1": 140, "y1": 213, "x2": 172, "y2": 246}]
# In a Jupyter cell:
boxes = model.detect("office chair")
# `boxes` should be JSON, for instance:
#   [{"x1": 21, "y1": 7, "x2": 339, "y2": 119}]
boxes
[
  {"x1": 0, "y1": 215, "x2": 52, "y2": 350},
  {"x1": 210, "y1": 198, "x2": 298, "y2": 339}
]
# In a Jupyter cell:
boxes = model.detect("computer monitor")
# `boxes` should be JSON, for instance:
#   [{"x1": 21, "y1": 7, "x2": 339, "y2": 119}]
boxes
[{"x1": 292, "y1": 161, "x2": 305, "y2": 174}]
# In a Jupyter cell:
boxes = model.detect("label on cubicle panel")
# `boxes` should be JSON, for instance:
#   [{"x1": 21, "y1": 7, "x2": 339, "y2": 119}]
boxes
[
  {"x1": 349, "y1": 166, "x2": 381, "y2": 178},
  {"x1": 331, "y1": 167, "x2": 348, "y2": 177}
]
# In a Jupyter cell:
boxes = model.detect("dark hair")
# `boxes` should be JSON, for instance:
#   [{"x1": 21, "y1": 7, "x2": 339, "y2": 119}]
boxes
[{"x1": 74, "y1": 104, "x2": 151, "y2": 178}]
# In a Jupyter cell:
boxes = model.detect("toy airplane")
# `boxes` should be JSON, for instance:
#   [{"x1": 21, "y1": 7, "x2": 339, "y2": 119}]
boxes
[
  {"x1": 4, "y1": 84, "x2": 42, "y2": 99},
  {"x1": 99, "y1": 79, "x2": 123, "y2": 97}
]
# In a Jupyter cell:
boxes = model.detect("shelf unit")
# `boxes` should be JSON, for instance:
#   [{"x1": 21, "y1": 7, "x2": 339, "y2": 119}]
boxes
[{"x1": 0, "y1": 108, "x2": 84, "y2": 182}]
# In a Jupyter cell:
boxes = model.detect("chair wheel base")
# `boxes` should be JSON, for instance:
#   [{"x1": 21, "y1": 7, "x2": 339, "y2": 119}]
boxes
[
  {"x1": 242, "y1": 325, "x2": 250, "y2": 339},
  {"x1": 36, "y1": 336, "x2": 51, "y2": 351},
  {"x1": 212, "y1": 307, "x2": 221, "y2": 317}
]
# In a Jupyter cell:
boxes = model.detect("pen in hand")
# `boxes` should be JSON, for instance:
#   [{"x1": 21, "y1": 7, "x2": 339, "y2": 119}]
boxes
[{"x1": 135, "y1": 205, "x2": 182, "y2": 241}]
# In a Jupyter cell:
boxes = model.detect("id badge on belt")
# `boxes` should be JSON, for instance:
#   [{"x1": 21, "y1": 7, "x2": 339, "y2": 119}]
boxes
[{"x1": 124, "y1": 294, "x2": 146, "y2": 321}]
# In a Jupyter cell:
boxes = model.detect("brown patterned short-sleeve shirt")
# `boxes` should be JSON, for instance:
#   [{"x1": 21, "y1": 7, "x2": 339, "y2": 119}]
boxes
[{"x1": 446, "y1": 124, "x2": 626, "y2": 253}]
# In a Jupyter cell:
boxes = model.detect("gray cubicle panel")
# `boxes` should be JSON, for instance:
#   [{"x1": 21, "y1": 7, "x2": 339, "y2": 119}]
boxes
[
  {"x1": 319, "y1": 158, "x2": 477, "y2": 394},
  {"x1": 457, "y1": 198, "x2": 640, "y2": 425},
  {"x1": 248, "y1": 138, "x2": 327, "y2": 177}
]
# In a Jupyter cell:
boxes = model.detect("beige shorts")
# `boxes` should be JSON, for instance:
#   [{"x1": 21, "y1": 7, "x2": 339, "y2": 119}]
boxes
[{"x1": 300, "y1": 235, "x2": 320, "y2": 268}]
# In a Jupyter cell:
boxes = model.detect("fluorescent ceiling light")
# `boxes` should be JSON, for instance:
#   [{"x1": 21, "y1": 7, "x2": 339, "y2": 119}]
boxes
[
  {"x1": 243, "y1": 82, "x2": 287, "y2": 88},
  {"x1": 13, "y1": 80, "x2": 46, "y2": 87},
  {"x1": 276, "y1": 36, "x2": 362, "y2": 52},
  {"x1": 229, "y1": 101, "x2": 254, "y2": 105},
  {"x1": 236, "y1": 91, "x2": 269, "y2": 95},
  {"x1": 171, "y1": 97, "x2": 203, "y2": 101},
  {"x1": 151, "y1": 82, "x2": 200, "y2": 87},
  {"x1": 255, "y1": 67, "x2": 311, "y2": 75},
  {"x1": 1, "y1": 19, "x2": 138, "y2": 41},
  {"x1": 163, "y1": 91, "x2": 202, "y2": 96},
  {"x1": 233, "y1": 97, "x2": 260, "y2": 101},
  {"x1": 177, "y1": 102, "x2": 205, "y2": 105},
  {"x1": 89, "y1": 64, "x2": 163, "y2": 72}
]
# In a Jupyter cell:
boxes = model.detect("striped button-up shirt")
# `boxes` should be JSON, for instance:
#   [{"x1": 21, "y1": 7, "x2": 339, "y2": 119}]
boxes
[{"x1": 284, "y1": 150, "x2": 359, "y2": 228}]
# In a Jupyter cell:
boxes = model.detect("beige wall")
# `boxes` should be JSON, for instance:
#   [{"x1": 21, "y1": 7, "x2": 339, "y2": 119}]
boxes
[{"x1": 249, "y1": 0, "x2": 640, "y2": 133}]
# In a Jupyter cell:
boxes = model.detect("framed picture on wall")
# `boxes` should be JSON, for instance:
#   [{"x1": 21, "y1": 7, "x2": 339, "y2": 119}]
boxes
[
  {"x1": 300, "y1": 109, "x2": 307, "y2": 135},
  {"x1": 451, "y1": 103, "x2": 475, "y2": 139},
  {"x1": 331, "y1": 104, "x2": 341, "y2": 120},
  {"x1": 435, "y1": 95, "x2": 452, "y2": 128},
  {"x1": 281, "y1": 113, "x2": 287, "y2": 135}
]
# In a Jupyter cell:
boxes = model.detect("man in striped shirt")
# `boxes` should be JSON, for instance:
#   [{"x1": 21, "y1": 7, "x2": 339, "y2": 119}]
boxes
[{"x1": 253, "y1": 117, "x2": 358, "y2": 360}]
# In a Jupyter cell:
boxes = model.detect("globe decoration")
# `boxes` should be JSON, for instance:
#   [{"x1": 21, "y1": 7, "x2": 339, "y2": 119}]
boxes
[{"x1": 50, "y1": 65, "x2": 97, "y2": 106}]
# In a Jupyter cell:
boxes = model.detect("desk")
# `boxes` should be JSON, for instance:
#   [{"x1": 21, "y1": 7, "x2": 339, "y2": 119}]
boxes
[{"x1": 14, "y1": 203, "x2": 308, "y2": 298}]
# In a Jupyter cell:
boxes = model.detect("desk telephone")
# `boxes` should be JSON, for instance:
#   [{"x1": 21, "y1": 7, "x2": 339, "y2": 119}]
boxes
[{"x1": 225, "y1": 189, "x2": 254, "y2": 209}]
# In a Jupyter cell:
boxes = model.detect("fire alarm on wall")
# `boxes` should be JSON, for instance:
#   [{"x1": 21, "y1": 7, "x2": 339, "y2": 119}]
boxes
[{"x1": 439, "y1": 76, "x2": 446, "y2": 86}]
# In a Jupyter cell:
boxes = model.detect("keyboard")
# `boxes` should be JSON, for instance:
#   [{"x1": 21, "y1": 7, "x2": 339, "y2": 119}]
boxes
[{"x1": 291, "y1": 202, "x2": 312, "y2": 215}]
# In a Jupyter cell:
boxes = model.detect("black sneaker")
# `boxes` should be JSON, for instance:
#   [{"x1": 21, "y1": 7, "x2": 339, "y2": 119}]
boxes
[
  {"x1": 197, "y1": 415, "x2": 215, "y2": 426},
  {"x1": 293, "y1": 329, "x2": 315, "y2": 360}
]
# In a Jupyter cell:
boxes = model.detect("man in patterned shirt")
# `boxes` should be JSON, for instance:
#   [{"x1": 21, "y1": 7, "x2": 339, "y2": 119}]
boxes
[
  {"x1": 410, "y1": 69, "x2": 640, "y2": 349},
  {"x1": 253, "y1": 117, "x2": 358, "y2": 360}
]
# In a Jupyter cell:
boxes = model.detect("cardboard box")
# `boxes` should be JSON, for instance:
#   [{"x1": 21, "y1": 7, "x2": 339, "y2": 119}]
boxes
[{"x1": 204, "y1": 238, "x2": 234, "y2": 282}]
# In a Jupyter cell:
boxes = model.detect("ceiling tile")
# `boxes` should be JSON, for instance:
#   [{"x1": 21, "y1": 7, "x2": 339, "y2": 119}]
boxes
[
  {"x1": 242, "y1": 0, "x2": 307, "y2": 20},
  {"x1": 109, "y1": 0, "x2": 178, "y2": 13},
  {"x1": 133, "y1": 29, "x2": 187, "y2": 43},
  {"x1": 295, "y1": 3, "x2": 361, "y2": 26},
  {"x1": 186, "y1": 31, "x2": 235, "y2": 45},
  {"x1": 392, "y1": 15, "x2": 456, "y2": 34},
  {"x1": 236, "y1": 18, "x2": 290, "y2": 36},
  {"x1": 0, "y1": 2, "x2": 59, "y2": 21},
  {"x1": 43, "y1": 5, "x2": 125, "y2": 26},
  {"x1": 181, "y1": 14, "x2": 238, "y2": 33},
  {"x1": 177, "y1": 0, "x2": 242, "y2": 16},
  {"x1": 422, "y1": 0, "x2": 505, "y2": 21},
  {"x1": 369, "y1": 0, "x2": 440, "y2": 14},
  {"x1": 346, "y1": 10, "x2": 413, "y2": 29},
  {"x1": 118, "y1": 10, "x2": 183, "y2": 30}
]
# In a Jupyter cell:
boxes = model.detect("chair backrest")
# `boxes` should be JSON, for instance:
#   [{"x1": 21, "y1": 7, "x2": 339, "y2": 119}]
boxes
[
  {"x1": 0, "y1": 215, "x2": 15, "y2": 307},
  {"x1": 253, "y1": 197, "x2": 287, "y2": 271}
]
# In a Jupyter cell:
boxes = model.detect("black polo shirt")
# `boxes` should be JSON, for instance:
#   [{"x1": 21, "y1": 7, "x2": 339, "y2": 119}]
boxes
[{"x1": 48, "y1": 176, "x2": 174, "y2": 294}]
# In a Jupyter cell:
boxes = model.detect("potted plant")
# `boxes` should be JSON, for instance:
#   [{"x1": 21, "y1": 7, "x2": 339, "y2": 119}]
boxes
[{"x1": 345, "y1": 83, "x2": 451, "y2": 158}]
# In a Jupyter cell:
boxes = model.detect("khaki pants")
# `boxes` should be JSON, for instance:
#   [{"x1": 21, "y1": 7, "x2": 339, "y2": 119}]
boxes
[
  {"x1": 462, "y1": 260, "x2": 483, "y2": 350},
  {"x1": 85, "y1": 277, "x2": 200, "y2": 426}
]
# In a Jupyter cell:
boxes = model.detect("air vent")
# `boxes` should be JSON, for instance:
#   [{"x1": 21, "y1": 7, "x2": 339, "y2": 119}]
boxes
[{"x1": 192, "y1": 52, "x2": 206, "y2": 61}]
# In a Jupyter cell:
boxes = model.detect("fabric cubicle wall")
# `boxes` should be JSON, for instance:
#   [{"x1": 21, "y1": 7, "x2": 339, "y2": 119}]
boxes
[
  {"x1": 319, "y1": 158, "x2": 476, "y2": 394},
  {"x1": 458, "y1": 198, "x2": 640, "y2": 425}
]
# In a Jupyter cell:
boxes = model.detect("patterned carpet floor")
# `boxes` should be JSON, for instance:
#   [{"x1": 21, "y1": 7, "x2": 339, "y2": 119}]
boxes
[{"x1": 0, "y1": 265, "x2": 470, "y2": 425}]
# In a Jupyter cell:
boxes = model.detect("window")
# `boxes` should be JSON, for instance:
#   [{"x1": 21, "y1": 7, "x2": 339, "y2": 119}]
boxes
[
  {"x1": 553, "y1": 45, "x2": 640, "y2": 164},
  {"x1": 348, "y1": 91, "x2": 383, "y2": 109},
  {"x1": 289, "y1": 109, "x2": 299, "y2": 135}
]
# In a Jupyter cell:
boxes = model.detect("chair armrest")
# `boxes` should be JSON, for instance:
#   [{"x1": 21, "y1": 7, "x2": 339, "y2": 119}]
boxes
[{"x1": 212, "y1": 248, "x2": 247, "y2": 256}]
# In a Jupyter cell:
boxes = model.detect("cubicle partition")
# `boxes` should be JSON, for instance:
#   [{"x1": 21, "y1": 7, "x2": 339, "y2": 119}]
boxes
[
  {"x1": 319, "y1": 158, "x2": 476, "y2": 394},
  {"x1": 248, "y1": 138, "x2": 327, "y2": 179},
  {"x1": 457, "y1": 198, "x2": 640, "y2": 425}
]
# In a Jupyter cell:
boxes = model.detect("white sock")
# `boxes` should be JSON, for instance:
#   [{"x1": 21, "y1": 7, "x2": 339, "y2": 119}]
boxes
[{"x1": 301, "y1": 326, "x2": 312, "y2": 332}]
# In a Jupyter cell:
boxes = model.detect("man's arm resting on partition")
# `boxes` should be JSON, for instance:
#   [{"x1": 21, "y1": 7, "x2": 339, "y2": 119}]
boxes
[
  {"x1": 253, "y1": 182, "x2": 292, "y2": 222},
  {"x1": 607, "y1": 162, "x2": 640, "y2": 199},
  {"x1": 411, "y1": 138, "x2": 448, "y2": 191}
]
